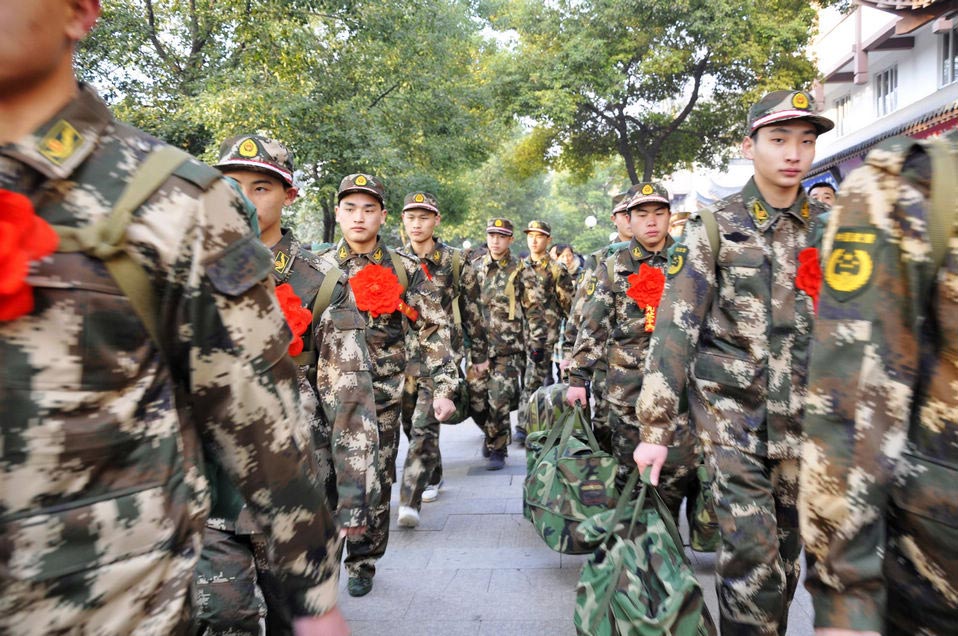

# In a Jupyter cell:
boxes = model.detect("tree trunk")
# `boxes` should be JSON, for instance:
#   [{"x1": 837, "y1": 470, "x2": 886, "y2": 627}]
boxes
[{"x1": 322, "y1": 192, "x2": 336, "y2": 244}]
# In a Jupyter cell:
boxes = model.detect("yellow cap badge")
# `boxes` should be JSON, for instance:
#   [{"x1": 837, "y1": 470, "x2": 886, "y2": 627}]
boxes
[
  {"x1": 38, "y1": 120, "x2": 83, "y2": 166},
  {"x1": 791, "y1": 92, "x2": 809, "y2": 110},
  {"x1": 238, "y1": 138, "x2": 258, "y2": 158},
  {"x1": 825, "y1": 228, "x2": 878, "y2": 301},
  {"x1": 415, "y1": 193, "x2": 425, "y2": 203},
  {"x1": 355, "y1": 175, "x2": 368, "y2": 186},
  {"x1": 752, "y1": 201, "x2": 769, "y2": 223},
  {"x1": 641, "y1": 184, "x2": 654, "y2": 195},
  {"x1": 494, "y1": 219, "x2": 503, "y2": 227}
]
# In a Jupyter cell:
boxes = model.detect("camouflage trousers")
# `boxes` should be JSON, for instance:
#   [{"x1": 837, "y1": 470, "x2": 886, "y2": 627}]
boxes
[
  {"x1": 705, "y1": 443, "x2": 801, "y2": 636},
  {"x1": 399, "y1": 374, "x2": 442, "y2": 510},
  {"x1": 485, "y1": 353, "x2": 524, "y2": 453},
  {"x1": 608, "y1": 406, "x2": 698, "y2": 524},
  {"x1": 345, "y1": 372, "x2": 403, "y2": 580},
  {"x1": 590, "y1": 367, "x2": 611, "y2": 453},
  {"x1": 194, "y1": 528, "x2": 292, "y2": 636},
  {"x1": 518, "y1": 351, "x2": 555, "y2": 431},
  {"x1": 465, "y1": 355, "x2": 489, "y2": 430}
]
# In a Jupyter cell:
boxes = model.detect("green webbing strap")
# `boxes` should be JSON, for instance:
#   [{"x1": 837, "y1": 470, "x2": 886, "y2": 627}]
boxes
[
  {"x1": 290, "y1": 268, "x2": 344, "y2": 366},
  {"x1": 388, "y1": 249, "x2": 408, "y2": 291},
  {"x1": 927, "y1": 138, "x2": 958, "y2": 271},
  {"x1": 451, "y1": 250, "x2": 462, "y2": 326},
  {"x1": 53, "y1": 146, "x2": 191, "y2": 346},
  {"x1": 697, "y1": 207, "x2": 721, "y2": 260},
  {"x1": 505, "y1": 264, "x2": 521, "y2": 320}
]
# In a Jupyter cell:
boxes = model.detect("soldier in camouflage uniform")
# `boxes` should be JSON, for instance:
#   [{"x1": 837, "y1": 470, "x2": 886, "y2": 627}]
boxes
[
  {"x1": 0, "y1": 3, "x2": 347, "y2": 633},
  {"x1": 396, "y1": 191, "x2": 489, "y2": 528},
  {"x1": 193, "y1": 135, "x2": 380, "y2": 633},
  {"x1": 633, "y1": 90, "x2": 833, "y2": 636},
  {"x1": 474, "y1": 218, "x2": 548, "y2": 470},
  {"x1": 800, "y1": 132, "x2": 958, "y2": 636},
  {"x1": 515, "y1": 220, "x2": 574, "y2": 445},
  {"x1": 324, "y1": 174, "x2": 460, "y2": 597},
  {"x1": 566, "y1": 183, "x2": 697, "y2": 521}
]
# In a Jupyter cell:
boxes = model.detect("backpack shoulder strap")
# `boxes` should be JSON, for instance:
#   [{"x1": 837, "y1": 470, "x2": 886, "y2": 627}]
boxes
[
  {"x1": 505, "y1": 262, "x2": 522, "y2": 320},
  {"x1": 388, "y1": 249, "x2": 409, "y2": 291},
  {"x1": 290, "y1": 267, "x2": 344, "y2": 366},
  {"x1": 53, "y1": 145, "x2": 191, "y2": 346},
  {"x1": 451, "y1": 249, "x2": 463, "y2": 326},
  {"x1": 696, "y1": 206, "x2": 721, "y2": 259},
  {"x1": 927, "y1": 137, "x2": 958, "y2": 271}
]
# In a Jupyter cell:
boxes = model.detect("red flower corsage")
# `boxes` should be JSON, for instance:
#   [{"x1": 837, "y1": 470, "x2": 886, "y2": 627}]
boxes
[
  {"x1": 275, "y1": 283, "x2": 312, "y2": 357},
  {"x1": 0, "y1": 190, "x2": 59, "y2": 321},
  {"x1": 349, "y1": 263, "x2": 419, "y2": 321},
  {"x1": 626, "y1": 263, "x2": 666, "y2": 332},
  {"x1": 796, "y1": 247, "x2": 822, "y2": 312}
]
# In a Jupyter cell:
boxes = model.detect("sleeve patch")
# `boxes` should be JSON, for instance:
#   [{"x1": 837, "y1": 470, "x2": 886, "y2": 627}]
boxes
[{"x1": 206, "y1": 234, "x2": 272, "y2": 296}]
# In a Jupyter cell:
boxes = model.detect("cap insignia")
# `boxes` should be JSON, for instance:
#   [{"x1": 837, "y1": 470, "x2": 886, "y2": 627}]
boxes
[
  {"x1": 494, "y1": 219, "x2": 503, "y2": 227},
  {"x1": 531, "y1": 221, "x2": 540, "y2": 228},
  {"x1": 355, "y1": 175, "x2": 368, "y2": 186},
  {"x1": 641, "y1": 184, "x2": 654, "y2": 195},
  {"x1": 238, "y1": 138, "x2": 258, "y2": 158},
  {"x1": 791, "y1": 92, "x2": 809, "y2": 110},
  {"x1": 38, "y1": 120, "x2": 83, "y2": 166},
  {"x1": 414, "y1": 193, "x2": 425, "y2": 203}
]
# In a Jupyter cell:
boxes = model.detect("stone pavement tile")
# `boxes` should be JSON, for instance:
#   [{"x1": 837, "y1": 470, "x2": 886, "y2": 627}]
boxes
[
  {"x1": 374, "y1": 546, "x2": 435, "y2": 570},
  {"x1": 350, "y1": 620, "x2": 481, "y2": 636},
  {"x1": 427, "y1": 546, "x2": 561, "y2": 570},
  {"x1": 404, "y1": 587, "x2": 571, "y2": 622},
  {"x1": 450, "y1": 484, "x2": 523, "y2": 500},
  {"x1": 559, "y1": 552, "x2": 592, "y2": 570},
  {"x1": 336, "y1": 570, "x2": 415, "y2": 621},
  {"x1": 488, "y1": 567, "x2": 582, "y2": 593},
  {"x1": 478, "y1": 620, "x2": 575, "y2": 635},
  {"x1": 496, "y1": 514, "x2": 551, "y2": 548}
]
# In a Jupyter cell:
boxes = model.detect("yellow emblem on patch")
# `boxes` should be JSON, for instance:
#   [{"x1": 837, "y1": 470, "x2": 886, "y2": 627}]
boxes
[
  {"x1": 38, "y1": 120, "x2": 83, "y2": 166},
  {"x1": 415, "y1": 193, "x2": 425, "y2": 203},
  {"x1": 791, "y1": 92, "x2": 809, "y2": 110},
  {"x1": 667, "y1": 245, "x2": 688, "y2": 278},
  {"x1": 531, "y1": 221, "x2": 539, "y2": 228},
  {"x1": 825, "y1": 248, "x2": 873, "y2": 295},
  {"x1": 274, "y1": 251, "x2": 289, "y2": 272},
  {"x1": 752, "y1": 201, "x2": 769, "y2": 223},
  {"x1": 494, "y1": 219, "x2": 503, "y2": 227},
  {"x1": 373, "y1": 248, "x2": 383, "y2": 262},
  {"x1": 338, "y1": 246, "x2": 348, "y2": 260},
  {"x1": 433, "y1": 251, "x2": 441, "y2": 262},
  {"x1": 800, "y1": 200, "x2": 809, "y2": 219},
  {"x1": 355, "y1": 175, "x2": 368, "y2": 186},
  {"x1": 586, "y1": 279, "x2": 596, "y2": 296},
  {"x1": 632, "y1": 247, "x2": 642, "y2": 259},
  {"x1": 641, "y1": 184, "x2": 654, "y2": 195},
  {"x1": 238, "y1": 138, "x2": 258, "y2": 158}
]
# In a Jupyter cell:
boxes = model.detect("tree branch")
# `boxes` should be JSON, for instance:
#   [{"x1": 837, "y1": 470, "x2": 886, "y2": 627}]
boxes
[
  {"x1": 369, "y1": 82, "x2": 402, "y2": 109},
  {"x1": 145, "y1": 0, "x2": 182, "y2": 74}
]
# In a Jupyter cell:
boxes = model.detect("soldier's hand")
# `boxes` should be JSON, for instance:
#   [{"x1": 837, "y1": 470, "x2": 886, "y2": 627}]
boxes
[
  {"x1": 471, "y1": 360, "x2": 490, "y2": 375},
  {"x1": 433, "y1": 396, "x2": 456, "y2": 422},
  {"x1": 566, "y1": 386, "x2": 588, "y2": 407},
  {"x1": 340, "y1": 526, "x2": 366, "y2": 538},
  {"x1": 632, "y1": 443, "x2": 669, "y2": 486},
  {"x1": 530, "y1": 348, "x2": 546, "y2": 363},
  {"x1": 293, "y1": 606, "x2": 350, "y2": 636},
  {"x1": 815, "y1": 630, "x2": 880, "y2": 636}
]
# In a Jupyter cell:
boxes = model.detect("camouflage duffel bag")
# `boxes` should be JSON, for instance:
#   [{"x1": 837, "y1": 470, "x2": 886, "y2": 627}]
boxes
[
  {"x1": 520, "y1": 382, "x2": 584, "y2": 435},
  {"x1": 574, "y1": 470, "x2": 717, "y2": 636},
  {"x1": 688, "y1": 464, "x2": 719, "y2": 552},
  {"x1": 523, "y1": 405, "x2": 617, "y2": 554}
]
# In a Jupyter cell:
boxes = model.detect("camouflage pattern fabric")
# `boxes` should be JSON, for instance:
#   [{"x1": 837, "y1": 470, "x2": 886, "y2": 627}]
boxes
[
  {"x1": 635, "y1": 177, "x2": 826, "y2": 634},
  {"x1": 323, "y1": 237, "x2": 458, "y2": 579},
  {"x1": 0, "y1": 85, "x2": 340, "y2": 633},
  {"x1": 400, "y1": 239, "x2": 487, "y2": 507},
  {"x1": 520, "y1": 254, "x2": 575, "y2": 407},
  {"x1": 801, "y1": 134, "x2": 958, "y2": 635},
  {"x1": 519, "y1": 382, "x2": 575, "y2": 434},
  {"x1": 475, "y1": 252, "x2": 548, "y2": 452},
  {"x1": 195, "y1": 529, "x2": 266, "y2": 636}
]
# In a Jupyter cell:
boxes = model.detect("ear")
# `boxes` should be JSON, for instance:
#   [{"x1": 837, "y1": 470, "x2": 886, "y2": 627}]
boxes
[
  {"x1": 434, "y1": 214, "x2": 441, "y2": 227},
  {"x1": 66, "y1": 0, "x2": 101, "y2": 41},
  {"x1": 283, "y1": 187, "x2": 299, "y2": 206},
  {"x1": 741, "y1": 135, "x2": 755, "y2": 160}
]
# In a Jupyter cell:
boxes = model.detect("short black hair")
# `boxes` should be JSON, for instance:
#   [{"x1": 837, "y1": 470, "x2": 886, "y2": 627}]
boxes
[{"x1": 807, "y1": 182, "x2": 836, "y2": 195}]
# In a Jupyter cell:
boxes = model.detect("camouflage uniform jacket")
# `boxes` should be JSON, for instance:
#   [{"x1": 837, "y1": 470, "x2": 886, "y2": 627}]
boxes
[
  {"x1": 801, "y1": 137, "x2": 958, "y2": 630},
  {"x1": 636, "y1": 178, "x2": 826, "y2": 459},
  {"x1": 569, "y1": 236, "x2": 674, "y2": 414},
  {"x1": 326, "y1": 237, "x2": 458, "y2": 397},
  {"x1": 521, "y1": 254, "x2": 575, "y2": 348},
  {"x1": 475, "y1": 252, "x2": 548, "y2": 357},
  {"x1": 403, "y1": 237, "x2": 488, "y2": 375},
  {"x1": 0, "y1": 85, "x2": 339, "y2": 631},
  {"x1": 562, "y1": 242, "x2": 630, "y2": 362}
]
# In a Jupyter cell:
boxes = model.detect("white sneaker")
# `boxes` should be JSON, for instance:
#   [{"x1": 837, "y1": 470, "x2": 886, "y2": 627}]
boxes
[
  {"x1": 397, "y1": 505, "x2": 420, "y2": 528},
  {"x1": 421, "y1": 480, "x2": 443, "y2": 503}
]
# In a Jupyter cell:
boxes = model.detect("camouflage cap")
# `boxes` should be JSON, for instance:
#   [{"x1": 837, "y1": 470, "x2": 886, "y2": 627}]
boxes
[
  {"x1": 338, "y1": 173, "x2": 386, "y2": 205},
  {"x1": 747, "y1": 90, "x2": 834, "y2": 136},
  {"x1": 402, "y1": 191, "x2": 439, "y2": 214},
  {"x1": 612, "y1": 184, "x2": 642, "y2": 214},
  {"x1": 522, "y1": 220, "x2": 552, "y2": 236},
  {"x1": 215, "y1": 134, "x2": 295, "y2": 187},
  {"x1": 627, "y1": 182, "x2": 671, "y2": 210},
  {"x1": 486, "y1": 218, "x2": 514, "y2": 236}
]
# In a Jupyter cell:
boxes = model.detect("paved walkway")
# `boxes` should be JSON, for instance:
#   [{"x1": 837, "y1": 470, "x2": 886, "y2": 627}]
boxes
[{"x1": 339, "y1": 415, "x2": 815, "y2": 635}]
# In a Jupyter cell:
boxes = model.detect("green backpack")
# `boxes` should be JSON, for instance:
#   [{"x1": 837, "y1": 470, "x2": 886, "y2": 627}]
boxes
[
  {"x1": 523, "y1": 405, "x2": 618, "y2": 554},
  {"x1": 574, "y1": 470, "x2": 717, "y2": 636}
]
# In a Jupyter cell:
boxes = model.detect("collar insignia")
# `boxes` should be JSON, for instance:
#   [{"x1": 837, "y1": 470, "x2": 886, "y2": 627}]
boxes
[
  {"x1": 372, "y1": 247, "x2": 383, "y2": 262},
  {"x1": 800, "y1": 200, "x2": 810, "y2": 219},
  {"x1": 632, "y1": 247, "x2": 642, "y2": 259},
  {"x1": 338, "y1": 245, "x2": 349, "y2": 261},
  {"x1": 432, "y1": 251, "x2": 441, "y2": 262},
  {"x1": 751, "y1": 201, "x2": 769, "y2": 223},
  {"x1": 38, "y1": 120, "x2": 83, "y2": 166},
  {"x1": 273, "y1": 251, "x2": 289, "y2": 273}
]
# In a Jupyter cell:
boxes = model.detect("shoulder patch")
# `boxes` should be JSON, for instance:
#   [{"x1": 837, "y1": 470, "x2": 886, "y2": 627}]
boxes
[
  {"x1": 206, "y1": 234, "x2": 272, "y2": 296},
  {"x1": 667, "y1": 244, "x2": 689, "y2": 278},
  {"x1": 173, "y1": 157, "x2": 221, "y2": 190},
  {"x1": 824, "y1": 227, "x2": 879, "y2": 301}
]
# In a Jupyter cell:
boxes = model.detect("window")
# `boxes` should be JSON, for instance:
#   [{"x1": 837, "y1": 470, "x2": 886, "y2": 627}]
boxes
[
  {"x1": 875, "y1": 66, "x2": 898, "y2": 117},
  {"x1": 833, "y1": 94, "x2": 851, "y2": 136},
  {"x1": 942, "y1": 24, "x2": 958, "y2": 86}
]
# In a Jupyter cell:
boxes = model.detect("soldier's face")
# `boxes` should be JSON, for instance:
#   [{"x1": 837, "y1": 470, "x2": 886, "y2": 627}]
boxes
[
  {"x1": 486, "y1": 232, "x2": 513, "y2": 259},
  {"x1": 0, "y1": 0, "x2": 99, "y2": 104},
  {"x1": 743, "y1": 121, "x2": 817, "y2": 192},
  {"x1": 402, "y1": 209, "x2": 439, "y2": 243},
  {"x1": 809, "y1": 186, "x2": 836, "y2": 207},
  {"x1": 225, "y1": 170, "x2": 296, "y2": 238},
  {"x1": 630, "y1": 203, "x2": 670, "y2": 252},
  {"x1": 526, "y1": 231, "x2": 550, "y2": 257},
  {"x1": 337, "y1": 192, "x2": 387, "y2": 245},
  {"x1": 610, "y1": 210, "x2": 634, "y2": 240}
]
